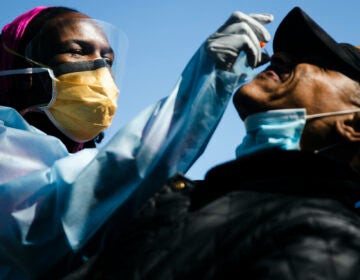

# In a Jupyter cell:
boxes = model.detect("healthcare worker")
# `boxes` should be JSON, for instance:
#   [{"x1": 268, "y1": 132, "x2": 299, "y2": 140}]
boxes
[{"x1": 0, "y1": 6, "x2": 272, "y2": 279}]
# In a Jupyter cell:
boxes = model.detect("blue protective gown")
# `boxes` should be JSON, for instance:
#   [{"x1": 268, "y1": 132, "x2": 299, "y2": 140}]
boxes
[{"x1": 0, "y1": 45, "x2": 244, "y2": 279}]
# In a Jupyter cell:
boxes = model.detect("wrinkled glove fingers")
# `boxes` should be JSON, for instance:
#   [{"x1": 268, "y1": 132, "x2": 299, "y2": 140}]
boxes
[
  {"x1": 220, "y1": 11, "x2": 272, "y2": 43},
  {"x1": 207, "y1": 34, "x2": 260, "y2": 68},
  {"x1": 214, "y1": 21, "x2": 263, "y2": 47},
  {"x1": 249, "y1": 13, "x2": 274, "y2": 25},
  {"x1": 213, "y1": 22, "x2": 263, "y2": 66},
  {"x1": 206, "y1": 10, "x2": 273, "y2": 70}
]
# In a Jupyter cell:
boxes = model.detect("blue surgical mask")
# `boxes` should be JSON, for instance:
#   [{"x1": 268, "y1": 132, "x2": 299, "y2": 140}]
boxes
[{"x1": 235, "y1": 108, "x2": 360, "y2": 158}]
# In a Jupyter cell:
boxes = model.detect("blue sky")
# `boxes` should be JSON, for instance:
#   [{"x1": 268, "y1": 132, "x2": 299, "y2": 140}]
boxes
[{"x1": 1, "y1": 0, "x2": 359, "y2": 179}]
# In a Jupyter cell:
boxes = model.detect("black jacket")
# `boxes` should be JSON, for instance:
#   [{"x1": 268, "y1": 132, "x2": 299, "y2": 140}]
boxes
[{"x1": 64, "y1": 150, "x2": 360, "y2": 280}]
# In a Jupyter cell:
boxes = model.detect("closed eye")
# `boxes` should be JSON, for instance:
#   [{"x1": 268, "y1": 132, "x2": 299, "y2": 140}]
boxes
[{"x1": 51, "y1": 40, "x2": 114, "y2": 66}]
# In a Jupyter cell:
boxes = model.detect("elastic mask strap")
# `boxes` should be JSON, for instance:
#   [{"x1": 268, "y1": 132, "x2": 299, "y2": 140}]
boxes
[
  {"x1": 308, "y1": 108, "x2": 360, "y2": 155},
  {"x1": 0, "y1": 67, "x2": 49, "y2": 76},
  {"x1": 0, "y1": 66, "x2": 56, "y2": 113},
  {"x1": 306, "y1": 108, "x2": 360, "y2": 120},
  {"x1": 2, "y1": 42, "x2": 49, "y2": 68},
  {"x1": 313, "y1": 141, "x2": 347, "y2": 154}
]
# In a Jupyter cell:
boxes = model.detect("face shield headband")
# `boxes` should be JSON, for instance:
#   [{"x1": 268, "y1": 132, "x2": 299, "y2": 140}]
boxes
[{"x1": 1, "y1": 17, "x2": 128, "y2": 93}]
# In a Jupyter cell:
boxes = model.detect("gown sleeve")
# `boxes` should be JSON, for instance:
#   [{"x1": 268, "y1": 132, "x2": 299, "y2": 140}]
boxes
[{"x1": 0, "y1": 44, "x2": 243, "y2": 279}]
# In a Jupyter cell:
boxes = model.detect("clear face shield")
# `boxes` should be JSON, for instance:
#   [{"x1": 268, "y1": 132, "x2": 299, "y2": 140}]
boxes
[{"x1": 0, "y1": 17, "x2": 128, "y2": 109}]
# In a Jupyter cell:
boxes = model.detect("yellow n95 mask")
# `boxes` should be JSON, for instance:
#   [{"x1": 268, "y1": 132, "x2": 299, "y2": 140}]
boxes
[
  {"x1": 0, "y1": 58, "x2": 119, "y2": 142},
  {"x1": 44, "y1": 59, "x2": 119, "y2": 143}
]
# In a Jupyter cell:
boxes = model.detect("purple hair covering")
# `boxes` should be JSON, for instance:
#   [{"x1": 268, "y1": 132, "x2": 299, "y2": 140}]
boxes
[
  {"x1": 0, "y1": 6, "x2": 50, "y2": 103},
  {"x1": 0, "y1": 6, "x2": 50, "y2": 71},
  {"x1": 0, "y1": 6, "x2": 94, "y2": 152}
]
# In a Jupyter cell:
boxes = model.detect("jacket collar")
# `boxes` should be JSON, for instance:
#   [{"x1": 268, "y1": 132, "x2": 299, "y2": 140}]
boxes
[{"x1": 191, "y1": 150, "x2": 360, "y2": 210}]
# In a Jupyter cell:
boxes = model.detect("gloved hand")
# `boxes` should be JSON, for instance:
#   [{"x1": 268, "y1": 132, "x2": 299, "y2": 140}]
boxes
[{"x1": 206, "y1": 11, "x2": 273, "y2": 71}]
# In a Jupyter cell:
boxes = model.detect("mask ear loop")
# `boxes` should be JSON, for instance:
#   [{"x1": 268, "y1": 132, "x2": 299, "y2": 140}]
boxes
[
  {"x1": 1, "y1": 43, "x2": 56, "y2": 116},
  {"x1": 0, "y1": 67, "x2": 53, "y2": 115},
  {"x1": 0, "y1": 67, "x2": 49, "y2": 76},
  {"x1": 307, "y1": 108, "x2": 360, "y2": 154},
  {"x1": 2, "y1": 42, "x2": 52, "y2": 113},
  {"x1": 306, "y1": 108, "x2": 360, "y2": 120},
  {"x1": 39, "y1": 68, "x2": 57, "y2": 109},
  {"x1": 313, "y1": 142, "x2": 347, "y2": 154},
  {"x1": 19, "y1": 68, "x2": 58, "y2": 117}
]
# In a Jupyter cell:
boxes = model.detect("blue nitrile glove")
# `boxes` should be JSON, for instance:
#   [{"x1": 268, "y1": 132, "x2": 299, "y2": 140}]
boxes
[{"x1": 206, "y1": 11, "x2": 273, "y2": 71}]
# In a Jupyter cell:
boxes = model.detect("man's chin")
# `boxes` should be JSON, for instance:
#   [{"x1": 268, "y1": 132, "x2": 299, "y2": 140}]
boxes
[{"x1": 232, "y1": 81, "x2": 269, "y2": 120}]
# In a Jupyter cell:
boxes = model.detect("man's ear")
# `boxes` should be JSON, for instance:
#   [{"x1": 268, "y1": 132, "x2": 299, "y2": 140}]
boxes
[{"x1": 335, "y1": 113, "x2": 360, "y2": 142}]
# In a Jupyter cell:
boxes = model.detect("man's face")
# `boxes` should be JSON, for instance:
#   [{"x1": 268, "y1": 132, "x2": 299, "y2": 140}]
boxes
[
  {"x1": 233, "y1": 52, "x2": 359, "y2": 150},
  {"x1": 234, "y1": 52, "x2": 357, "y2": 120}
]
